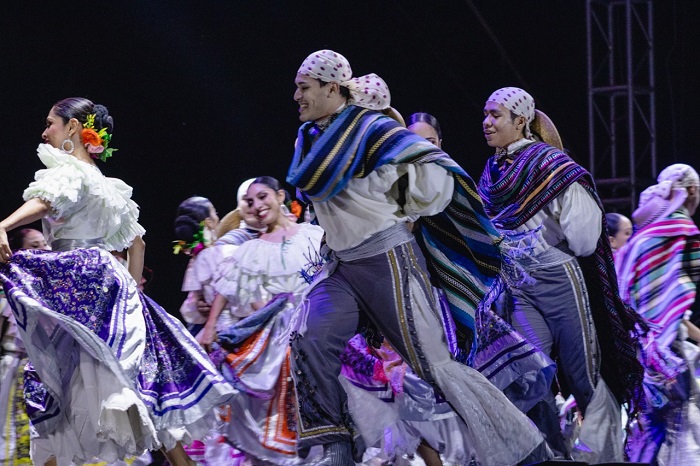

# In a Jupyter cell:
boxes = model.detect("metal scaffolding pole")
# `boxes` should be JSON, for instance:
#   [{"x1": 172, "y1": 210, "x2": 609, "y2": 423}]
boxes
[{"x1": 587, "y1": 0, "x2": 656, "y2": 213}]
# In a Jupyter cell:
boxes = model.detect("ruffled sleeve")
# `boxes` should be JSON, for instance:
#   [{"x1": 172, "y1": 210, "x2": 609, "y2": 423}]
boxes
[
  {"x1": 214, "y1": 224, "x2": 324, "y2": 308},
  {"x1": 23, "y1": 144, "x2": 86, "y2": 218},
  {"x1": 102, "y1": 177, "x2": 146, "y2": 252},
  {"x1": 213, "y1": 252, "x2": 266, "y2": 308}
]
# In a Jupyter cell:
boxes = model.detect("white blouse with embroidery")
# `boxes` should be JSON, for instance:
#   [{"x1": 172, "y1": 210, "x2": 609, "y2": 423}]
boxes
[
  {"x1": 22, "y1": 144, "x2": 145, "y2": 251},
  {"x1": 214, "y1": 223, "x2": 324, "y2": 312}
]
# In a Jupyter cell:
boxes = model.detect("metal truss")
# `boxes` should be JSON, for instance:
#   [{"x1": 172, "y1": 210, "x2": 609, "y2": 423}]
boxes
[{"x1": 587, "y1": 0, "x2": 656, "y2": 212}]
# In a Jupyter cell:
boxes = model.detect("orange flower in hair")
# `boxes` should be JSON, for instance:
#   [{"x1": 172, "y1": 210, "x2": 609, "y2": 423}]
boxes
[
  {"x1": 82, "y1": 113, "x2": 117, "y2": 162},
  {"x1": 81, "y1": 128, "x2": 103, "y2": 147}
]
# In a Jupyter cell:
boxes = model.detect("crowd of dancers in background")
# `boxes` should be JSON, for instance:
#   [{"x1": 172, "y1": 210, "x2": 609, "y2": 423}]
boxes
[{"x1": 1, "y1": 48, "x2": 699, "y2": 466}]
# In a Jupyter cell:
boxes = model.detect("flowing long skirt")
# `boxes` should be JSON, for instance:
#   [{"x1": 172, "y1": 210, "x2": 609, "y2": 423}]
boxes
[
  {"x1": 0, "y1": 248, "x2": 235, "y2": 465},
  {"x1": 213, "y1": 295, "x2": 302, "y2": 465}
]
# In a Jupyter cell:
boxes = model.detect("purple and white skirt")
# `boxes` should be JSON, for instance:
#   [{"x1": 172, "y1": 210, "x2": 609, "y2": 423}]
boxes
[{"x1": 0, "y1": 248, "x2": 235, "y2": 465}]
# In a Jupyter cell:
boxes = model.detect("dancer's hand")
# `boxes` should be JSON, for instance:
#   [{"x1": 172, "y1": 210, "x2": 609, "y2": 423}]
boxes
[
  {"x1": 0, "y1": 227, "x2": 12, "y2": 264},
  {"x1": 197, "y1": 324, "x2": 217, "y2": 353}
]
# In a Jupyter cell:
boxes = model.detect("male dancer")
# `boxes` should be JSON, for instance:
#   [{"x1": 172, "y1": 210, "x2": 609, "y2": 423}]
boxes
[
  {"x1": 616, "y1": 164, "x2": 700, "y2": 463},
  {"x1": 286, "y1": 50, "x2": 547, "y2": 466},
  {"x1": 477, "y1": 87, "x2": 644, "y2": 462}
]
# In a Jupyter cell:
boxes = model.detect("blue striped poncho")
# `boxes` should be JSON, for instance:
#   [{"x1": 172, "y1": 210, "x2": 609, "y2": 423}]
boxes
[{"x1": 287, "y1": 105, "x2": 501, "y2": 362}]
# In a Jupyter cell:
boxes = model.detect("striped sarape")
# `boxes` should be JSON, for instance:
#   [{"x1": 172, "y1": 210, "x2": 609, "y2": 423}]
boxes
[
  {"x1": 615, "y1": 212, "x2": 700, "y2": 462},
  {"x1": 615, "y1": 212, "x2": 700, "y2": 351},
  {"x1": 287, "y1": 105, "x2": 501, "y2": 362},
  {"x1": 478, "y1": 141, "x2": 646, "y2": 409}
]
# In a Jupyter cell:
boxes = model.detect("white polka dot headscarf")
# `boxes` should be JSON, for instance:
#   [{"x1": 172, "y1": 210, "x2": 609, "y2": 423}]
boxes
[
  {"x1": 298, "y1": 49, "x2": 391, "y2": 111},
  {"x1": 486, "y1": 87, "x2": 536, "y2": 138}
]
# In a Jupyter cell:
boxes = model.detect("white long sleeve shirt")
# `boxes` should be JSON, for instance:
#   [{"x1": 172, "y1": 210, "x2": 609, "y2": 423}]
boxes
[
  {"x1": 313, "y1": 162, "x2": 454, "y2": 251},
  {"x1": 512, "y1": 182, "x2": 602, "y2": 257}
]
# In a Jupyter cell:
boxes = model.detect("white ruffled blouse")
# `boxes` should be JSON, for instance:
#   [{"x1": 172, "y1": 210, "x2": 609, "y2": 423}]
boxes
[
  {"x1": 23, "y1": 144, "x2": 145, "y2": 251},
  {"x1": 180, "y1": 244, "x2": 243, "y2": 329},
  {"x1": 214, "y1": 223, "x2": 324, "y2": 310}
]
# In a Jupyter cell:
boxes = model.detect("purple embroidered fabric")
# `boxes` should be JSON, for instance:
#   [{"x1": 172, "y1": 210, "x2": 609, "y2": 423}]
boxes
[{"x1": 1, "y1": 248, "x2": 233, "y2": 435}]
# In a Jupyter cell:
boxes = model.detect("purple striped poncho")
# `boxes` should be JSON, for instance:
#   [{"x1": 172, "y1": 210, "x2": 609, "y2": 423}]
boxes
[{"x1": 479, "y1": 141, "x2": 646, "y2": 409}]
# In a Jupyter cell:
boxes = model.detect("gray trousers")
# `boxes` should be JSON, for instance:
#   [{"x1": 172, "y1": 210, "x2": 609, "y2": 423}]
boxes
[
  {"x1": 291, "y1": 228, "x2": 546, "y2": 465},
  {"x1": 508, "y1": 257, "x2": 599, "y2": 413},
  {"x1": 506, "y1": 255, "x2": 624, "y2": 461},
  {"x1": 291, "y1": 238, "x2": 440, "y2": 447}
]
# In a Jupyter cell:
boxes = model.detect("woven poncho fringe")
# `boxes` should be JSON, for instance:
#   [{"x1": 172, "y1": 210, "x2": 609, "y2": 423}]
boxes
[
  {"x1": 287, "y1": 105, "x2": 501, "y2": 362},
  {"x1": 478, "y1": 141, "x2": 647, "y2": 410}
]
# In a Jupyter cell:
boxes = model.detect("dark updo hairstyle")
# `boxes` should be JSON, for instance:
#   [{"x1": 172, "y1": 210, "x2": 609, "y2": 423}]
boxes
[
  {"x1": 173, "y1": 196, "x2": 212, "y2": 243},
  {"x1": 53, "y1": 97, "x2": 114, "y2": 134},
  {"x1": 9, "y1": 228, "x2": 41, "y2": 250},
  {"x1": 408, "y1": 112, "x2": 442, "y2": 140},
  {"x1": 250, "y1": 176, "x2": 282, "y2": 192},
  {"x1": 605, "y1": 212, "x2": 625, "y2": 237},
  {"x1": 249, "y1": 176, "x2": 301, "y2": 221}
]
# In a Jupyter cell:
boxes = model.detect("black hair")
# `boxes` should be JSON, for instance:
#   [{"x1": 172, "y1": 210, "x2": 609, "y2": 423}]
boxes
[
  {"x1": 9, "y1": 228, "x2": 41, "y2": 250},
  {"x1": 53, "y1": 97, "x2": 114, "y2": 134},
  {"x1": 605, "y1": 212, "x2": 625, "y2": 237},
  {"x1": 509, "y1": 110, "x2": 523, "y2": 124},
  {"x1": 408, "y1": 112, "x2": 442, "y2": 140},
  {"x1": 173, "y1": 196, "x2": 212, "y2": 243},
  {"x1": 250, "y1": 176, "x2": 282, "y2": 193},
  {"x1": 317, "y1": 78, "x2": 351, "y2": 99}
]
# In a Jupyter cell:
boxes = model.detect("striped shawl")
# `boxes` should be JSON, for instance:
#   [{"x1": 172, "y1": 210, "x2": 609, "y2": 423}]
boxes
[
  {"x1": 478, "y1": 142, "x2": 646, "y2": 407},
  {"x1": 615, "y1": 212, "x2": 700, "y2": 350},
  {"x1": 287, "y1": 105, "x2": 501, "y2": 361}
]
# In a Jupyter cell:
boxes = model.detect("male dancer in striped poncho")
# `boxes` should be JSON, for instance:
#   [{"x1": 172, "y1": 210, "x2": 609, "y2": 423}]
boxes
[
  {"x1": 286, "y1": 50, "x2": 548, "y2": 466},
  {"x1": 615, "y1": 163, "x2": 700, "y2": 464},
  {"x1": 478, "y1": 87, "x2": 645, "y2": 462}
]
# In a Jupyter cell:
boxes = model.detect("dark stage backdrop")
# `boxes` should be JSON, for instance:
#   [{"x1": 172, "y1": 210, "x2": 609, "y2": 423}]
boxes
[{"x1": 2, "y1": 1, "x2": 698, "y2": 318}]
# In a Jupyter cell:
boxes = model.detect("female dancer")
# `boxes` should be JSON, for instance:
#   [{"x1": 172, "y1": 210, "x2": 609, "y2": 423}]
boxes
[
  {"x1": 407, "y1": 112, "x2": 443, "y2": 148},
  {"x1": 0, "y1": 98, "x2": 234, "y2": 466},
  {"x1": 174, "y1": 196, "x2": 222, "y2": 334},
  {"x1": 199, "y1": 176, "x2": 324, "y2": 464},
  {"x1": 605, "y1": 212, "x2": 633, "y2": 254},
  {"x1": 0, "y1": 229, "x2": 50, "y2": 464}
]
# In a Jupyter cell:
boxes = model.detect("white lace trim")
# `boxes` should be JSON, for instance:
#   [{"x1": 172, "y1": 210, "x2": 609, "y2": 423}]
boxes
[{"x1": 214, "y1": 224, "x2": 323, "y2": 306}]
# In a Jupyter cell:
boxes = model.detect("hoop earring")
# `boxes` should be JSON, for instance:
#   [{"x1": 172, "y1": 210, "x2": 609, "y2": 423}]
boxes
[{"x1": 61, "y1": 138, "x2": 75, "y2": 154}]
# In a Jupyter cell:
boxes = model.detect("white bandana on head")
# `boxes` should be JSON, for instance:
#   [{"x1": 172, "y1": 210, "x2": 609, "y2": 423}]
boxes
[
  {"x1": 298, "y1": 49, "x2": 390, "y2": 110},
  {"x1": 658, "y1": 163, "x2": 700, "y2": 188},
  {"x1": 487, "y1": 87, "x2": 536, "y2": 138},
  {"x1": 632, "y1": 163, "x2": 699, "y2": 229}
]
